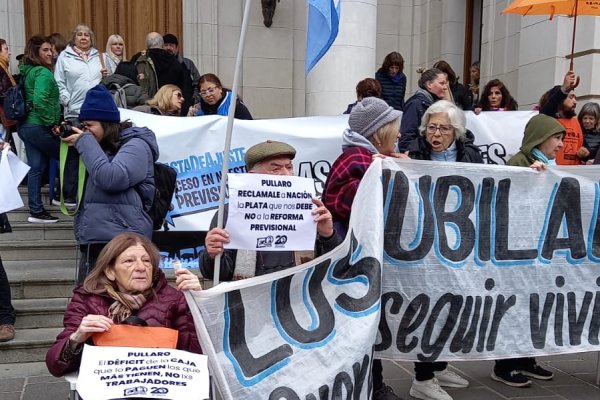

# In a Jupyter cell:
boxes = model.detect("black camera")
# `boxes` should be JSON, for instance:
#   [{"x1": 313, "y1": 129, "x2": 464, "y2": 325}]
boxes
[{"x1": 58, "y1": 122, "x2": 84, "y2": 138}]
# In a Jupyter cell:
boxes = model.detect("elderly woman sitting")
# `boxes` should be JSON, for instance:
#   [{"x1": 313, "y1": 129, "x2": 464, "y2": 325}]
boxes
[{"x1": 45, "y1": 232, "x2": 202, "y2": 377}]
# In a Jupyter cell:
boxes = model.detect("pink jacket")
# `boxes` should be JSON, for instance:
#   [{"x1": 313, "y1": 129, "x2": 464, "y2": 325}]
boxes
[{"x1": 45, "y1": 270, "x2": 201, "y2": 377}]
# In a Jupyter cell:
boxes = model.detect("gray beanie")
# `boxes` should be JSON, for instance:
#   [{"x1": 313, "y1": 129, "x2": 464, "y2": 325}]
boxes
[{"x1": 349, "y1": 97, "x2": 402, "y2": 138}]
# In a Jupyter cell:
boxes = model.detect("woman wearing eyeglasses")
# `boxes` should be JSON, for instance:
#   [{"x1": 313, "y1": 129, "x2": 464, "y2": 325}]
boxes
[
  {"x1": 409, "y1": 100, "x2": 483, "y2": 164},
  {"x1": 133, "y1": 84, "x2": 184, "y2": 116},
  {"x1": 187, "y1": 73, "x2": 252, "y2": 120},
  {"x1": 406, "y1": 100, "x2": 481, "y2": 400}
]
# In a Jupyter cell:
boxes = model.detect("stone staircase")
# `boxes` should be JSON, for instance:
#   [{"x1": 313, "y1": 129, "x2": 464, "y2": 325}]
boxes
[{"x1": 0, "y1": 187, "x2": 76, "y2": 364}]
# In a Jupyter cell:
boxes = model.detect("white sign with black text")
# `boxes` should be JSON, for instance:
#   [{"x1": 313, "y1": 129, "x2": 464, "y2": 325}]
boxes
[
  {"x1": 76, "y1": 345, "x2": 210, "y2": 400},
  {"x1": 225, "y1": 173, "x2": 317, "y2": 251}
]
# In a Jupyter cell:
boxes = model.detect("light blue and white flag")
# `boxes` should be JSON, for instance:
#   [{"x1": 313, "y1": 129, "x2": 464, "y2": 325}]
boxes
[{"x1": 305, "y1": 0, "x2": 341, "y2": 75}]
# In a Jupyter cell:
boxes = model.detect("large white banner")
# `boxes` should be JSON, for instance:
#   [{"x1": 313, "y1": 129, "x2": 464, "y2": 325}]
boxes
[
  {"x1": 121, "y1": 110, "x2": 532, "y2": 231},
  {"x1": 187, "y1": 158, "x2": 600, "y2": 395},
  {"x1": 376, "y1": 158, "x2": 600, "y2": 361},
  {"x1": 185, "y1": 161, "x2": 385, "y2": 400}
]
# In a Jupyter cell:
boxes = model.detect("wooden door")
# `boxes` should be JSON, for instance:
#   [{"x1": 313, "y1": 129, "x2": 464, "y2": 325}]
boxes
[{"x1": 24, "y1": 0, "x2": 182, "y2": 58}]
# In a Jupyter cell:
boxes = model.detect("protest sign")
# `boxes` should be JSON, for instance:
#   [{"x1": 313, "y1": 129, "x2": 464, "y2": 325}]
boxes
[
  {"x1": 225, "y1": 173, "x2": 317, "y2": 251},
  {"x1": 77, "y1": 344, "x2": 209, "y2": 400},
  {"x1": 375, "y1": 158, "x2": 600, "y2": 361},
  {"x1": 185, "y1": 161, "x2": 384, "y2": 400},
  {"x1": 187, "y1": 158, "x2": 600, "y2": 396},
  {"x1": 120, "y1": 110, "x2": 531, "y2": 231},
  {"x1": 0, "y1": 147, "x2": 30, "y2": 214}
]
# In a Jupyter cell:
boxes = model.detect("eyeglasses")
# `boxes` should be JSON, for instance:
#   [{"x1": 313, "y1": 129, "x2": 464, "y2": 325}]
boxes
[
  {"x1": 200, "y1": 86, "x2": 218, "y2": 97},
  {"x1": 174, "y1": 92, "x2": 183, "y2": 99},
  {"x1": 426, "y1": 124, "x2": 453, "y2": 135}
]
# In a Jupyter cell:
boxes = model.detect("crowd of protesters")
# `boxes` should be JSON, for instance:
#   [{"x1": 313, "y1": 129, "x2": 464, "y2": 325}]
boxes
[{"x1": 1, "y1": 26, "x2": 600, "y2": 400}]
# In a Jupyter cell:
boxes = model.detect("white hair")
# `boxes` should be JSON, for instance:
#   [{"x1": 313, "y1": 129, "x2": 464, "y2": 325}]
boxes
[
  {"x1": 418, "y1": 100, "x2": 467, "y2": 141},
  {"x1": 146, "y1": 32, "x2": 163, "y2": 49}
]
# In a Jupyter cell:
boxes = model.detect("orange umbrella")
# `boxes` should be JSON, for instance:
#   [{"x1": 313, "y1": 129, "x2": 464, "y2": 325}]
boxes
[{"x1": 503, "y1": 0, "x2": 600, "y2": 69}]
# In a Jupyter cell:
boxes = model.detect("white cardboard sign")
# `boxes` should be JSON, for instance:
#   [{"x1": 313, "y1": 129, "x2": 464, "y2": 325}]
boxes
[{"x1": 225, "y1": 173, "x2": 317, "y2": 251}]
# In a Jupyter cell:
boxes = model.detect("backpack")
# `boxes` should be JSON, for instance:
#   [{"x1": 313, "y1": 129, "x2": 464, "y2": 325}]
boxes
[
  {"x1": 3, "y1": 71, "x2": 30, "y2": 121},
  {"x1": 147, "y1": 162, "x2": 178, "y2": 230},
  {"x1": 108, "y1": 83, "x2": 129, "y2": 108},
  {"x1": 102, "y1": 74, "x2": 149, "y2": 109},
  {"x1": 134, "y1": 50, "x2": 158, "y2": 98}
]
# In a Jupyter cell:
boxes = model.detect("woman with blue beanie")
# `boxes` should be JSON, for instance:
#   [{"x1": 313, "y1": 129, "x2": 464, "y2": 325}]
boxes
[{"x1": 61, "y1": 84, "x2": 159, "y2": 284}]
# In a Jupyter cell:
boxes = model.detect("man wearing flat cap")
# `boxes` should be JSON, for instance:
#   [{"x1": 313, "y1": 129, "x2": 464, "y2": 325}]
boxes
[
  {"x1": 163, "y1": 33, "x2": 200, "y2": 102},
  {"x1": 200, "y1": 140, "x2": 341, "y2": 281}
]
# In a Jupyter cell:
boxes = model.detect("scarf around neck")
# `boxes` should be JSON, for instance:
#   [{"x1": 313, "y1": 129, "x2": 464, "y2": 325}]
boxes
[
  {"x1": 430, "y1": 140, "x2": 458, "y2": 162},
  {"x1": 531, "y1": 147, "x2": 556, "y2": 166},
  {"x1": 105, "y1": 285, "x2": 149, "y2": 323}
]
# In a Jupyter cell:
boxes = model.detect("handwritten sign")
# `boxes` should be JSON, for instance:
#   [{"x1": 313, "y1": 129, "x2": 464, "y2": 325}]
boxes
[
  {"x1": 225, "y1": 173, "x2": 317, "y2": 251},
  {"x1": 77, "y1": 345, "x2": 209, "y2": 400}
]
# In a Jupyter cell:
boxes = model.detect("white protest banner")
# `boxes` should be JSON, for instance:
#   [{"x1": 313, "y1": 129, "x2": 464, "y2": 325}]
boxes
[
  {"x1": 185, "y1": 161, "x2": 385, "y2": 400},
  {"x1": 77, "y1": 345, "x2": 209, "y2": 400},
  {"x1": 0, "y1": 147, "x2": 30, "y2": 214},
  {"x1": 225, "y1": 173, "x2": 317, "y2": 251},
  {"x1": 120, "y1": 109, "x2": 532, "y2": 231},
  {"x1": 375, "y1": 158, "x2": 600, "y2": 361}
]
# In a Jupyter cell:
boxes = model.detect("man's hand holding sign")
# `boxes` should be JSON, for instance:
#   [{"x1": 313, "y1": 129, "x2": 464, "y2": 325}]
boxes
[{"x1": 201, "y1": 140, "x2": 340, "y2": 281}]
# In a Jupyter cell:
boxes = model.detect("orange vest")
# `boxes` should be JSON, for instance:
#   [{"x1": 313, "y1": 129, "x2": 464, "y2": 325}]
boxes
[{"x1": 555, "y1": 117, "x2": 583, "y2": 165}]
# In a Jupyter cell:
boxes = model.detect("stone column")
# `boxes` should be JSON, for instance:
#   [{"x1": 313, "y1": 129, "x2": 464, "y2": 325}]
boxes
[{"x1": 305, "y1": 0, "x2": 377, "y2": 116}]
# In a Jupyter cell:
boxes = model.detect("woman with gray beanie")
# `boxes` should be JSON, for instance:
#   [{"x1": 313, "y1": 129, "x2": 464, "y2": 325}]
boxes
[{"x1": 322, "y1": 96, "x2": 407, "y2": 400}]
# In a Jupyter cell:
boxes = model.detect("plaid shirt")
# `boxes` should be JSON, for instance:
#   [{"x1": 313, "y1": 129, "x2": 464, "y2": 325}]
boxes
[{"x1": 322, "y1": 146, "x2": 373, "y2": 227}]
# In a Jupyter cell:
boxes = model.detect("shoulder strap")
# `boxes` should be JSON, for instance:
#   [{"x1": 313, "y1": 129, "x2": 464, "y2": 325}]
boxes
[{"x1": 99, "y1": 52, "x2": 106, "y2": 70}]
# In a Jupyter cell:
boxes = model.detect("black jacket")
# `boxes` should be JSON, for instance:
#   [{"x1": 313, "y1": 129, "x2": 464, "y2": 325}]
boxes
[
  {"x1": 408, "y1": 129, "x2": 484, "y2": 164},
  {"x1": 375, "y1": 69, "x2": 406, "y2": 111},
  {"x1": 399, "y1": 89, "x2": 440, "y2": 152},
  {"x1": 131, "y1": 48, "x2": 193, "y2": 115}
]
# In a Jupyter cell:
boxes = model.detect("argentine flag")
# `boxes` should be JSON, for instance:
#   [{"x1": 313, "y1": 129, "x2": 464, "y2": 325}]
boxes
[{"x1": 305, "y1": 0, "x2": 341, "y2": 75}]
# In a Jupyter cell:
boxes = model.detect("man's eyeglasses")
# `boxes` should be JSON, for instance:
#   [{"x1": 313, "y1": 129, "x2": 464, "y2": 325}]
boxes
[
  {"x1": 200, "y1": 86, "x2": 218, "y2": 97},
  {"x1": 426, "y1": 124, "x2": 453, "y2": 135}
]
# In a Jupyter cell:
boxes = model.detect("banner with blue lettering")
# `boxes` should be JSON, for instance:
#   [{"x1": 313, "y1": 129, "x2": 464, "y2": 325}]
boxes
[
  {"x1": 185, "y1": 162, "x2": 385, "y2": 400},
  {"x1": 376, "y1": 158, "x2": 600, "y2": 361},
  {"x1": 120, "y1": 110, "x2": 534, "y2": 231},
  {"x1": 187, "y1": 158, "x2": 600, "y2": 397}
]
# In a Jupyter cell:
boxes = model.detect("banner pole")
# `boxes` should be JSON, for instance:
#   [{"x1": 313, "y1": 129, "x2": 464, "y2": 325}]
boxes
[{"x1": 213, "y1": 0, "x2": 254, "y2": 286}]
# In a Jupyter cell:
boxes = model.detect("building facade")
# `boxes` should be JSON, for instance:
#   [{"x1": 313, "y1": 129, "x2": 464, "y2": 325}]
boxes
[{"x1": 1, "y1": 0, "x2": 598, "y2": 118}]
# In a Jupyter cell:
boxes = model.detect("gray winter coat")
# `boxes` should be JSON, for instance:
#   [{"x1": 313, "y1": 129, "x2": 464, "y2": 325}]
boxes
[{"x1": 73, "y1": 126, "x2": 159, "y2": 244}]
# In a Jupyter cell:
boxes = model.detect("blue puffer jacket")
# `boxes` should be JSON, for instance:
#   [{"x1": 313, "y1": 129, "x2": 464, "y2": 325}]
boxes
[
  {"x1": 398, "y1": 88, "x2": 440, "y2": 152},
  {"x1": 73, "y1": 126, "x2": 159, "y2": 244},
  {"x1": 375, "y1": 69, "x2": 406, "y2": 111}
]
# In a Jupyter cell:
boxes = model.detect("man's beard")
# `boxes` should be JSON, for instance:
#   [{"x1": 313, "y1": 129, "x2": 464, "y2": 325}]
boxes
[{"x1": 561, "y1": 106, "x2": 576, "y2": 119}]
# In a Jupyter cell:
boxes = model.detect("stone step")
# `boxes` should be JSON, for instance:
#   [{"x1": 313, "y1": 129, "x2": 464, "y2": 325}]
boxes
[
  {"x1": 5, "y1": 208, "x2": 74, "y2": 223},
  {"x1": 0, "y1": 221, "x2": 74, "y2": 242},
  {"x1": 6, "y1": 261, "x2": 76, "y2": 300},
  {"x1": 0, "y1": 327, "x2": 62, "y2": 363},
  {"x1": 0, "y1": 239, "x2": 78, "y2": 262},
  {"x1": 12, "y1": 298, "x2": 69, "y2": 329}
]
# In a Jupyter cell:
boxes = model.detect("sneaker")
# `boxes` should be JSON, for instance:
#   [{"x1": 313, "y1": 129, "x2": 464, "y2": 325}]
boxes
[
  {"x1": 51, "y1": 198, "x2": 76, "y2": 208},
  {"x1": 491, "y1": 369, "x2": 531, "y2": 387},
  {"x1": 0, "y1": 324, "x2": 15, "y2": 342},
  {"x1": 435, "y1": 369, "x2": 469, "y2": 388},
  {"x1": 409, "y1": 378, "x2": 452, "y2": 400},
  {"x1": 373, "y1": 385, "x2": 403, "y2": 400},
  {"x1": 28, "y1": 211, "x2": 59, "y2": 223},
  {"x1": 520, "y1": 362, "x2": 554, "y2": 380}
]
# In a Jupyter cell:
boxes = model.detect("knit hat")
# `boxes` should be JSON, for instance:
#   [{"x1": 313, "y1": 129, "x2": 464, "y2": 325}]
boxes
[
  {"x1": 163, "y1": 34, "x2": 178, "y2": 46},
  {"x1": 79, "y1": 85, "x2": 121, "y2": 123},
  {"x1": 245, "y1": 140, "x2": 296, "y2": 171},
  {"x1": 349, "y1": 97, "x2": 402, "y2": 138}
]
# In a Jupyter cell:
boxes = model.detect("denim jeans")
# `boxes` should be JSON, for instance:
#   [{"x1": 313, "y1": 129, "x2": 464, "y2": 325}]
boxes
[
  {"x1": 18, "y1": 123, "x2": 77, "y2": 214},
  {"x1": 0, "y1": 255, "x2": 15, "y2": 325}
]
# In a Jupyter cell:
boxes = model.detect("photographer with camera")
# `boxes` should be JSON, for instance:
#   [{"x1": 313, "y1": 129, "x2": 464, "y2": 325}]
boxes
[
  {"x1": 60, "y1": 85, "x2": 158, "y2": 284},
  {"x1": 17, "y1": 35, "x2": 78, "y2": 223}
]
